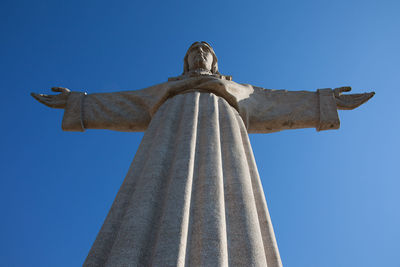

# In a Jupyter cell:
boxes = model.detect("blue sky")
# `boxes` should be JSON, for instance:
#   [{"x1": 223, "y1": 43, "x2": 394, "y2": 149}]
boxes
[{"x1": 1, "y1": 0, "x2": 399, "y2": 266}]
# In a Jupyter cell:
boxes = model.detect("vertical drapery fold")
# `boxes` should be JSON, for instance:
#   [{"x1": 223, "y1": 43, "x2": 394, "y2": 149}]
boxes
[
  {"x1": 150, "y1": 93, "x2": 200, "y2": 266},
  {"x1": 83, "y1": 91, "x2": 282, "y2": 267},
  {"x1": 186, "y1": 93, "x2": 228, "y2": 266},
  {"x1": 235, "y1": 112, "x2": 283, "y2": 267},
  {"x1": 219, "y1": 99, "x2": 268, "y2": 267}
]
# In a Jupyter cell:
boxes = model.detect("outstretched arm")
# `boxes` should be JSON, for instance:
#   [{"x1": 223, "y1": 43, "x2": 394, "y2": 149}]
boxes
[
  {"x1": 240, "y1": 86, "x2": 374, "y2": 133},
  {"x1": 31, "y1": 78, "x2": 223, "y2": 132},
  {"x1": 32, "y1": 86, "x2": 156, "y2": 132}
]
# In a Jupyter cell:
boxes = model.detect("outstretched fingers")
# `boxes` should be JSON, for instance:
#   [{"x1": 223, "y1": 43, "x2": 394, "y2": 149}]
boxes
[
  {"x1": 31, "y1": 92, "x2": 49, "y2": 101},
  {"x1": 334, "y1": 86, "x2": 352, "y2": 97},
  {"x1": 31, "y1": 93, "x2": 53, "y2": 107},
  {"x1": 359, "y1": 91, "x2": 375, "y2": 104},
  {"x1": 336, "y1": 91, "x2": 375, "y2": 110},
  {"x1": 31, "y1": 87, "x2": 71, "y2": 109},
  {"x1": 51, "y1": 87, "x2": 70, "y2": 93},
  {"x1": 339, "y1": 86, "x2": 352, "y2": 92}
]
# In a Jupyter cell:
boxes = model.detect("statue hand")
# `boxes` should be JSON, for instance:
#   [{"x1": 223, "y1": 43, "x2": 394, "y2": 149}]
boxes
[
  {"x1": 169, "y1": 76, "x2": 218, "y2": 92},
  {"x1": 31, "y1": 87, "x2": 71, "y2": 109},
  {"x1": 333, "y1": 86, "x2": 375, "y2": 110}
]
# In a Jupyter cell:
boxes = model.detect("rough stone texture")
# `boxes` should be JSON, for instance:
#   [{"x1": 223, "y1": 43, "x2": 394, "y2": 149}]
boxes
[
  {"x1": 62, "y1": 76, "x2": 340, "y2": 134},
  {"x1": 60, "y1": 78, "x2": 340, "y2": 267},
  {"x1": 32, "y1": 41, "x2": 374, "y2": 267}
]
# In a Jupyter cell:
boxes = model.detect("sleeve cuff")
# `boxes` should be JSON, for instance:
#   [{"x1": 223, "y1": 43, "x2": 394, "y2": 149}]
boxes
[
  {"x1": 317, "y1": 88, "x2": 340, "y2": 131},
  {"x1": 62, "y1": 92, "x2": 86, "y2": 132}
]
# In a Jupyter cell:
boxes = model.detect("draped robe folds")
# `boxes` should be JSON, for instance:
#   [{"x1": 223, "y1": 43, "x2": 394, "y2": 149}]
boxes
[{"x1": 62, "y1": 77, "x2": 340, "y2": 267}]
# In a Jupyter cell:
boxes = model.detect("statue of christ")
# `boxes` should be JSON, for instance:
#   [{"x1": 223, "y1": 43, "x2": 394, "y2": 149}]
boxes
[{"x1": 32, "y1": 41, "x2": 374, "y2": 267}]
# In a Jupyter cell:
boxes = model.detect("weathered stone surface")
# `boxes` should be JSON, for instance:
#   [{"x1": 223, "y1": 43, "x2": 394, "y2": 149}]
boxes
[{"x1": 31, "y1": 41, "x2": 374, "y2": 266}]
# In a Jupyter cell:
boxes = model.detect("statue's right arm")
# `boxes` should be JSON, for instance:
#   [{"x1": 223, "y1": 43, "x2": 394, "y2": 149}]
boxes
[{"x1": 31, "y1": 86, "x2": 161, "y2": 132}]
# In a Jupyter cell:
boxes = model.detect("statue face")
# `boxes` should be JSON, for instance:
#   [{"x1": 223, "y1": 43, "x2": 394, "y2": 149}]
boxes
[{"x1": 187, "y1": 43, "x2": 214, "y2": 72}]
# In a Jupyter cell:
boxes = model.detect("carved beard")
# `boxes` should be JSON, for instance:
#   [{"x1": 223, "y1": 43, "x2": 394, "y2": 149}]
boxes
[{"x1": 190, "y1": 54, "x2": 210, "y2": 71}]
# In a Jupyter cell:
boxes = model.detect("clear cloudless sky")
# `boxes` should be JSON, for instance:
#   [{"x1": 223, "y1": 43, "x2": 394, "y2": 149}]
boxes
[{"x1": 1, "y1": 0, "x2": 399, "y2": 266}]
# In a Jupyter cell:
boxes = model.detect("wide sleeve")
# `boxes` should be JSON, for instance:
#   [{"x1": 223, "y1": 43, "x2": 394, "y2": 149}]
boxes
[
  {"x1": 239, "y1": 87, "x2": 340, "y2": 133},
  {"x1": 61, "y1": 90, "x2": 154, "y2": 132}
]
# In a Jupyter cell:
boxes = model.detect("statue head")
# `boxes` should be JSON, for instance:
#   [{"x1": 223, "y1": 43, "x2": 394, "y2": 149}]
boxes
[{"x1": 183, "y1": 41, "x2": 220, "y2": 75}]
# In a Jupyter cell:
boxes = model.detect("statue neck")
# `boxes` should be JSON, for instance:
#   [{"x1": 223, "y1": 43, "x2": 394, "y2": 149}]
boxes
[
  {"x1": 168, "y1": 69, "x2": 232, "y2": 82},
  {"x1": 187, "y1": 69, "x2": 213, "y2": 76}
]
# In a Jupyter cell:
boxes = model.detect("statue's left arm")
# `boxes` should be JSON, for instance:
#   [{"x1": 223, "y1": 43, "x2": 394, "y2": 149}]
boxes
[{"x1": 239, "y1": 86, "x2": 374, "y2": 133}]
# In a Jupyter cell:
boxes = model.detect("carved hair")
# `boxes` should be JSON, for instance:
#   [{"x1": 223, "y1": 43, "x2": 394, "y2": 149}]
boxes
[{"x1": 183, "y1": 41, "x2": 220, "y2": 75}]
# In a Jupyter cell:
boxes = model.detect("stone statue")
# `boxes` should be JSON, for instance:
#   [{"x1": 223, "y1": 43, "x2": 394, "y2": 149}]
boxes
[{"x1": 32, "y1": 41, "x2": 374, "y2": 267}]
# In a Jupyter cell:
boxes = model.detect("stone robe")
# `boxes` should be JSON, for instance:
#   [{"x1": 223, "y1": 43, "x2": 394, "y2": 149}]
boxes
[{"x1": 62, "y1": 76, "x2": 340, "y2": 267}]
